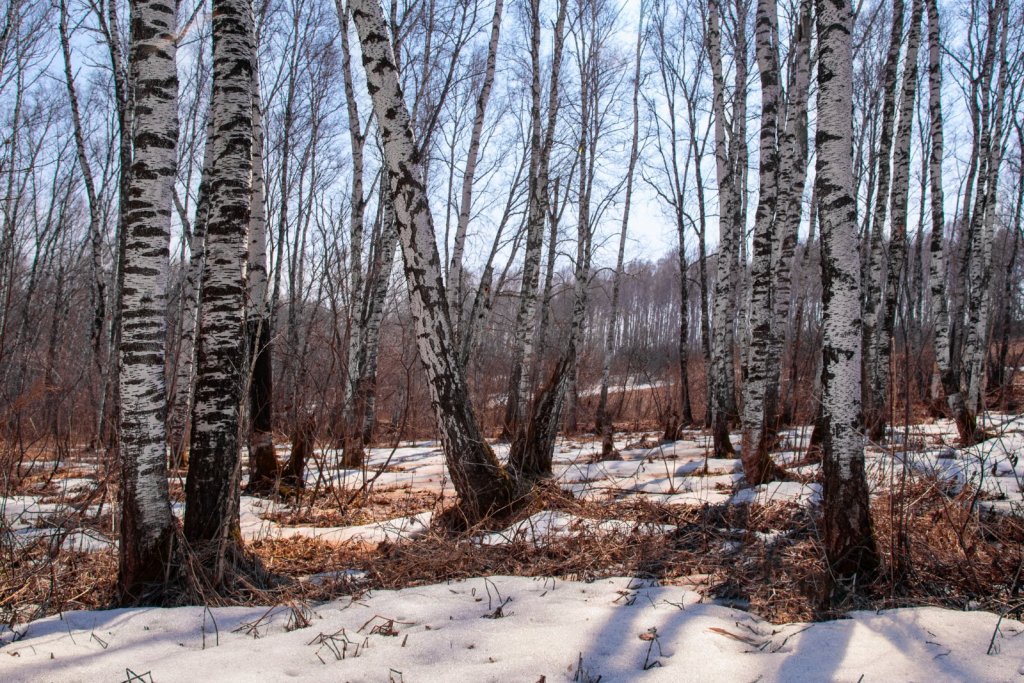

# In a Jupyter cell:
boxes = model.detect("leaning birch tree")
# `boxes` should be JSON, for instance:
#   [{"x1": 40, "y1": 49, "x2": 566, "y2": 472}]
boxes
[
  {"x1": 502, "y1": 0, "x2": 568, "y2": 438},
  {"x1": 350, "y1": 0, "x2": 516, "y2": 521}
]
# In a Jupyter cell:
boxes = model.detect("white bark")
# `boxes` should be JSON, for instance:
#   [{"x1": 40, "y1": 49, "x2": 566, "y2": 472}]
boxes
[
  {"x1": 707, "y1": 0, "x2": 738, "y2": 455},
  {"x1": 740, "y1": 0, "x2": 782, "y2": 481},
  {"x1": 184, "y1": 0, "x2": 254, "y2": 555},
  {"x1": 117, "y1": 0, "x2": 178, "y2": 598},
  {"x1": 447, "y1": 0, "x2": 504, "y2": 337},
  {"x1": 350, "y1": 0, "x2": 513, "y2": 519},
  {"x1": 597, "y1": 7, "x2": 643, "y2": 459},
  {"x1": 869, "y1": 0, "x2": 922, "y2": 441},
  {"x1": 815, "y1": 0, "x2": 878, "y2": 580}
]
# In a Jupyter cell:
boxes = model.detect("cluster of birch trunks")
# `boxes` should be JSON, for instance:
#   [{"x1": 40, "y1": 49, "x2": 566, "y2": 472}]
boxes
[{"x1": 0, "y1": 0, "x2": 1021, "y2": 602}]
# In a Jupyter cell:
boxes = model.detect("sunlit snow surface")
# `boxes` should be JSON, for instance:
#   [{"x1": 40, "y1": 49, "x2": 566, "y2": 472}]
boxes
[{"x1": 3, "y1": 575, "x2": 1023, "y2": 682}]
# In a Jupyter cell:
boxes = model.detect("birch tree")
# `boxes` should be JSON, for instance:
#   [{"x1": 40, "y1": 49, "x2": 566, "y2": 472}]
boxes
[
  {"x1": 644, "y1": 0, "x2": 707, "y2": 432},
  {"x1": 707, "y1": 0, "x2": 739, "y2": 457},
  {"x1": 350, "y1": 0, "x2": 516, "y2": 520},
  {"x1": 739, "y1": 0, "x2": 785, "y2": 483},
  {"x1": 246, "y1": 55, "x2": 278, "y2": 493},
  {"x1": 596, "y1": 5, "x2": 643, "y2": 459},
  {"x1": 183, "y1": 0, "x2": 254, "y2": 571},
  {"x1": 762, "y1": 0, "x2": 812, "y2": 439},
  {"x1": 447, "y1": 0, "x2": 505, "y2": 340},
  {"x1": 961, "y1": 0, "x2": 1010, "y2": 434},
  {"x1": 924, "y1": 0, "x2": 969, "y2": 443},
  {"x1": 815, "y1": 0, "x2": 879, "y2": 585},
  {"x1": 867, "y1": 0, "x2": 922, "y2": 443},
  {"x1": 117, "y1": 0, "x2": 179, "y2": 602},
  {"x1": 502, "y1": 0, "x2": 568, "y2": 438},
  {"x1": 860, "y1": 1, "x2": 905, "y2": 439}
]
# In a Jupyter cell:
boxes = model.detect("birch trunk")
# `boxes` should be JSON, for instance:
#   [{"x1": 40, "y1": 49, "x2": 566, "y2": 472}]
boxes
[
  {"x1": 337, "y1": 2, "x2": 368, "y2": 467},
  {"x1": 707, "y1": 0, "x2": 737, "y2": 456},
  {"x1": 510, "y1": 0, "x2": 600, "y2": 478},
  {"x1": 117, "y1": 0, "x2": 179, "y2": 602},
  {"x1": 739, "y1": 0, "x2": 786, "y2": 484},
  {"x1": 246, "y1": 59, "x2": 278, "y2": 494},
  {"x1": 924, "y1": 0, "x2": 972, "y2": 443},
  {"x1": 59, "y1": 0, "x2": 106, "y2": 374},
  {"x1": 868, "y1": 0, "x2": 922, "y2": 443},
  {"x1": 183, "y1": 0, "x2": 254, "y2": 569},
  {"x1": 91, "y1": 0, "x2": 134, "y2": 450},
  {"x1": 447, "y1": 0, "x2": 504, "y2": 339},
  {"x1": 350, "y1": 0, "x2": 515, "y2": 520},
  {"x1": 962, "y1": 0, "x2": 1008, "y2": 426},
  {"x1": 167, "y1": 129, "x2": 210, "y2": 467},
  {"x1": 502, "y1": 0, "x2": 567, "y2": 438},
  {"x1": 597, "y1": 10, "x2": 642, "y2": 460},
  {"x1": 763, "y1": 0, "x2": 811, "y2": 436},
  {"x1": 861, "y1": 0, "x2": 905, "y2": 438},
  {"x1": 349, "y1": 184, "x2": 401, "y2": 457},
  {"x1": 815, "y1": 0, "x2": 879, "y2": 584}
]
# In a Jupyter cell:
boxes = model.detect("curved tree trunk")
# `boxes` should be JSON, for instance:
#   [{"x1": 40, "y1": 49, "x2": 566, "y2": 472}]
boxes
[
  {"x1": 350, "y1": 0, "x2": 515, "y2": 521},
  {"x1": 502, "y1": 0, "x2": 567, "y2": 440}
]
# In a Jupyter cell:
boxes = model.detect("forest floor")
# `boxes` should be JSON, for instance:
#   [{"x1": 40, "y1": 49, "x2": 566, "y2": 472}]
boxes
[{"x1": 2, "y1": 414, "x2": 1024, "y2": 681}]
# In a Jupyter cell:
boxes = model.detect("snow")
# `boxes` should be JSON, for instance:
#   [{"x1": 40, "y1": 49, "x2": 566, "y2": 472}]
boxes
[
  {"x1": 6, "y1": 417, "x2": 1024, "y2": 679},
  {"x1": 729, "y1": 482, "x2": 822, "y2": 506},
  {"x1": 475, "y1": 511, "x2": 676, "y2": 546},
  {"x1": 3, "y1": 575, "x2": 1022, "y2": 682},
  {"x1": 6, "y1": 416, "x2": 1023, "y2": 561}
]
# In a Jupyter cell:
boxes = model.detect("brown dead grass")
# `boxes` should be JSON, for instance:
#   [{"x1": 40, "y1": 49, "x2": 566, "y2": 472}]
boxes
[
  {"x1": 261, "y1": 487, "x2": 440, "y2": 528},
  {"x1": 0, "y1": 540, "x2": 117, "y2": 626},
  {"x1": 3, "y1": 463, "x2": 1023, "y2": 628}
]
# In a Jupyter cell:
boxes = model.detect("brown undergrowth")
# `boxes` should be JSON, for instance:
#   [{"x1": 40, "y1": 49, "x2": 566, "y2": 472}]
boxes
[
  {"x1": 3, "y1": 476, "x2": 1022, "y2": 628},
  {"x1": 261, "y1": 486, "x2": 440, "y2": 528}
]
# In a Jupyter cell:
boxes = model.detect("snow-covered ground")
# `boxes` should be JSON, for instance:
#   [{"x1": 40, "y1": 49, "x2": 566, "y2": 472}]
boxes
[
  {"x1": 3, "y1": 415, "x2": 1023, "y2": 551},
  {"x1": 4, "y1": 415, "x2": 1024, "y2": 680},
  {"x1": 2, "y1": 575, "x2": 1022, "y2": 682}
]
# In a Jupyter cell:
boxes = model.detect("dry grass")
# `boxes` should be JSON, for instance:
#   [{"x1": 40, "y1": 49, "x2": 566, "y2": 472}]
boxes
[
  {"x1": 1, "y1": 541, "x2": 117, "y2": 627},
  {"x1": 3, "y1": 454, "x2": 1023, "y2": 629},
  {"x1": 261, "y1": 487, "x2": 439, "y2": 528}
]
